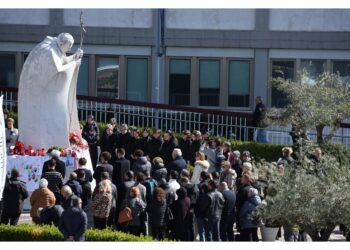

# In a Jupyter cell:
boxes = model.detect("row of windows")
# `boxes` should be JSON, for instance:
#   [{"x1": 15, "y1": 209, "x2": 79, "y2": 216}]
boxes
[{"x1": 1, "y1": 53, "x2": 350, "y2": 108}]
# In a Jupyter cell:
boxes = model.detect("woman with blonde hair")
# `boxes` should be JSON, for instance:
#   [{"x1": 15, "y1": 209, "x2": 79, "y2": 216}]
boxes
[
  {"x1": 277, "y1": 147, "x2": 294, "y2": 166},
  {"x1": 191, "y1": 151, "x2": 210, "y2": 185},
  {"x1": 91, "y1": 179, "x2": 112, "y2": 229}
]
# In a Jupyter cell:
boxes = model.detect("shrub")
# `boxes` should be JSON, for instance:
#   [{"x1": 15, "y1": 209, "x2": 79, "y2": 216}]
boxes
[{"x1": 0, "y1": 224, "x2": 155, "y2": 241}]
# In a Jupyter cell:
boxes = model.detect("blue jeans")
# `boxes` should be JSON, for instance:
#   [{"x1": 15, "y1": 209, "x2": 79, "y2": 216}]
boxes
[
  {"x1": 204, "y1": 218, "x2": 220, "y2": 241},
  {"x1": 284, "y1": 231, "x2": 299, "y2": 241},
  {"x1": 196, "y1": 217, "x2": 206, "y2": 241},
  {"x1": 256, "y1": 129, "x2": 268, "y2": 143}
]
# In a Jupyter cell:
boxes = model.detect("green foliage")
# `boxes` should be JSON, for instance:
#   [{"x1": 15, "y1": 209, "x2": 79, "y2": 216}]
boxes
[
  {"x1": 231, "y1": 141, "x2": 284, "y2": 162},
  {"x1": 0, "y1": 224, "x2": 155, "y2": 241}
]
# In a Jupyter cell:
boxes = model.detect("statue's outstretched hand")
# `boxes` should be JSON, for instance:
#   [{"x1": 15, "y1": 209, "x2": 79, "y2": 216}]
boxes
[
  {"x1": 76, "y1": 59, "x2": 82, "y2": 67},
  {"x1": 75, "y1": 48, "x2": 84, "y2": 59}
]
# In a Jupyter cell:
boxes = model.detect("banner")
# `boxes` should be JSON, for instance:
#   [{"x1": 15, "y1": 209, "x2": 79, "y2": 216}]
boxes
[{"x1": 0, "y1": 96, "x2": 6, "y2": 200}]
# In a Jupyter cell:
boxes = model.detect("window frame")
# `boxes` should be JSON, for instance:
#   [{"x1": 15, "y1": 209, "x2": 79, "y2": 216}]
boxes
[{"x1": 95, "y1": 55, "x2": 120, "y2": 99}]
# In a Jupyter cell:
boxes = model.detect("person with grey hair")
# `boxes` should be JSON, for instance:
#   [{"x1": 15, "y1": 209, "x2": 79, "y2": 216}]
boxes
[
  {"x1": 166, "y1": 148, "x2": 187, "y2": 178},
  {"x1": 242, "y1": 162, "x2": 253, "y2": 173},
  {"x1": 30, "y1": 178, "x2": 56, "y2": 224},
  {"x1": 231, "y1": 150, "x2": 243, "y2": 178},
  {"x1": 42, "y1": 149, "x2": 66, "y2": 179},
  {"x1": 60, "y1": 185, "x2": 78, "y2": 210},
  {"x1": 239, "y1": 187, "x2": 261, "y2": 241}
]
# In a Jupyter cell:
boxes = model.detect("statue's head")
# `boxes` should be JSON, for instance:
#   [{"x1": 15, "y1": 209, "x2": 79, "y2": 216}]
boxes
[{"x1": 57, "y1": 33, "x2": 74, "y2": 54}]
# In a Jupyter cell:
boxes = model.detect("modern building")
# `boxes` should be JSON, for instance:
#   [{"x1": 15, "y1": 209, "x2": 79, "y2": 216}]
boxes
[{"x1": 1, "y1": 9, "x2": 350, "y2": 113}]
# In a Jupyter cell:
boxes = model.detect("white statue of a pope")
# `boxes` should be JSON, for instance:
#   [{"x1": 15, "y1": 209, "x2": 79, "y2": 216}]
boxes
[{"x1": 18, "y1": 33, "x2": 83, "y2": 149}]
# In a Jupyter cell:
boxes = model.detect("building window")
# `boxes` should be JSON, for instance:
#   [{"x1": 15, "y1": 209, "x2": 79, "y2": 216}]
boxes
[
  {"x1": 96, "y1": 57, "x2": 119, "y2": 99},
  {"x1": 333, "y1": 61, "x2": 350, "y2": 82},
  {"x1": 199, "y1": 60, "x2": 220, "y2": 106},
  {"x1": 0, "y1": 54, "x2": 16, "y2": 87},
  {"x1": 228, "y1": 60, "x2": 250, "y2": 107},
  {"x1": 169, "y1": 59, "x2": 191, "y2": 105},
  {"x1": 271, "y1": 60, "x2": 295, "y2": 108},
  {"x1": 127, "y1": 58, "x2": 148, "y2": 102},
  {"x1": 300, "y1": 60, "x2": 326, "y2": 83},
  {"x1": 77, "y1": 56, "x2": 89, "y2": 96}
]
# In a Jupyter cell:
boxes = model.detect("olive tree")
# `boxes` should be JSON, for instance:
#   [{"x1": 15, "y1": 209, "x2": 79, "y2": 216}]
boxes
[{"x1": 269, "y1": 71, "x2": 350, "y2": 143}]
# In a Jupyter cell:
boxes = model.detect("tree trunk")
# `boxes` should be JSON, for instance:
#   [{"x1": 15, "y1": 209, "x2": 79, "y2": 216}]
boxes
[
  {"x1": 316, "y1": 125, "x2": 324, "y2": 144},
  {"x1": 307, "y1": 225, "x2": 335, "y2": 241}
]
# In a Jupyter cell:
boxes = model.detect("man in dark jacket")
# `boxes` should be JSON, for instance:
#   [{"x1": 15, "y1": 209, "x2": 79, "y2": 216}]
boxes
[
  {"x1": 166, "y1": 148, "x2": 187, "y2": 178},
  {"x1": 42, "y1": 149, "x2": 66, "y2": 179},
  {"x1": 253, "y1": 96, "x2": 268, "y2": 143},
  {"x1": 60, "y1": 185, "x2": 78, "y2": 210},
  {"x1": 194, "y1": 183, "x2": 211, "y2": 242},
  {"x1": 99, "y1": 124, "x2": 117, "y2": 163},
  {"x1": 219, "y1": 182, "x2": 236, "y2": 241},
  {"x1": 65, "y1": 172, "x2": 83, "y2": 197},
  {"x1": 160, "y1": 130, "x2": 178, "y2": 165},
  {"x1": 116, "y1": 124, "x2": 134, "y2": 161},
  {"x1": 76, "y1": 170, "x2": 91, "y2": 210},
  {"x1": 59, "y1": 197, "x2": 87, "y2": 241},
  {"x1": 112, "y1": 148, "x2": 130, "y2": 186},
  {"x1": 142, "y1": 171, "x2": 158, "y2": 204},
  {"x1": 42, "y1": 159, "x2": 64, "y2": 204},
  {"x1": 93, "y1": 151, "x2": 114, "y2": 185},
  {"x1": 178, "y1": 130, "x2": 192, "y2": 164},
  {"x1": 190, "y1": 130, "x2": 203, "y2": 165},
  {"x1": 151, "y1": 157, "x2": 167, "y2": 182},
  {"x1": 131, "y1": 149, "x2": 152, "y2": 176},
  {"x1": 1, "y1": 169, "x2": 28, "y2": 225}
]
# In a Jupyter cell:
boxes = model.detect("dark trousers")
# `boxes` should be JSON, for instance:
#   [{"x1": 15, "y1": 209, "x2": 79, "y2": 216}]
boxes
[
  {"x1": 94, "y1": 216, "x2": 108, "y2": 230},
  {"x1": 32, "y1": 216, "x2": 41, "y2": 224},
  {"x1": 107, "y1": 207, "x2": 116, "y2": 228},
  {"x1": 203, "y1": 218, "x2": 220, "y2": 241},
  {"x1": 241, "y1": 228, "x2": 259, "y2": 241},
  {"x1": 53, "y1": 192, "x2": 61, "y2": 205},
  {"x1": 152, "y1": 226, "x2": 165, "y2": 240},
  {"x1": 127, "y1": 225, "x2": 142, "y2": 236},
  {"x1": 89, "y1": 144, "x2": 98, "y2": 171},
  {"x1": 220, "y1": 214, "x2": 235, "y2": 241},
  {"x1": 1, "y1": 212, "x2": 21, "y2": 225}
]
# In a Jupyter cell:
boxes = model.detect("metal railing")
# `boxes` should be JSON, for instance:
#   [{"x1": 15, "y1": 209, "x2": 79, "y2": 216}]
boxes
[{"x1": 2, "y1": 86, "x2": 350, "y2": 147}]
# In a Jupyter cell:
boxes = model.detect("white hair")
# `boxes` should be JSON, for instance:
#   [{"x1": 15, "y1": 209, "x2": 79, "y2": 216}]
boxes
[
  {"x1": 173, "y1": 148, "x2": 182, "y2": 157},
  {"x1": 61, "y1": 185, "x2": 73, "y2": 195},
  {"x1": 39, "y1": 178, "x2": 48, "y2": 188},
  {"x1": 242, "y1": 162, "x2": 252, "y2": 170},
  {"x1": 233, "y1": 150, "x2": 241, "y2": 157},
  {"x1": 50, "y1": 149, "x2": 61, "y2": 158},
  {"x1": 57, "y1": 33, "x2": 74, "y2": 47}
]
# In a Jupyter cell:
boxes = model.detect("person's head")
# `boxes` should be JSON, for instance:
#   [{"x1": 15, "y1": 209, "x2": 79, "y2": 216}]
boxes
[
  {"x1": 50, "y1": 149, "x2": 61, "y2": 158},
  {"x1": 223, "y1": 161, "x2": 231, "y2": 171},
  {"x1": 134, "y1": 149, "x2": 144, "y2": 159},
  {"x1": 48, "y1": 158, "x2": 56, "y2": 170},
  {"x1": 232, "y1": 150, "x2": 241, "y2": 159},
  {"x1": 125, "y1": 170, "x2": 134, "y2": 181},
  {"x1": 100, "y1": 151, "x2": 111, "y2": 163},
  {"x1": 248, "y1": 188, "x2": 259, "y2": 198},
  {"x1": 73, "y1": 197, "x2": 83, "y2": 209},
  {"x1": 87, "y1": 115, "x2": 94, "y2": 124},
  {"x1": 109, "y1": 118, "x2": 117, "y2": 127},
  {"x1": 180, "y1": 177, "x2": 190, "y2": 186},
  {"x1": 200, "y1": 171, "x2": 211, "y2": 182},
  {"x1": 152, "y1": 157, "x2": 164, "y2": 166},
  {"x1": 242, "y1": 162, "x2": 252, "y2": 172},
  {"x1": 6, "y1": 117, "x2": 14, "y2": 129},
  {"x1": 88, "y1": 125, "x2": 95, "y2": 134},
  {"x1": 39, "y1": 178, "x2": 48, "y2": 188},
  {"x1": 120, "y1": 124, "x2": 129, "y2": 134},
  {"x1": 176, "y1": 187, "x2": 187, "y2": 200},
  {"x1": 213, "y1": 138, "x2": 222, "y2": 148},
  {"x1": 255, "y1": 96, "x2": 263, "y2": 105},
  {"x1": 10, "y1": 168, "x2": 20, "y2": 179},
  {"x1": 219, "y1": 182, "x2": 229, "y2": 192},
  {"x1": 98, "y1": 180, "x2": 112, "y2": 193},
  {"x1": 142, "y1": 128, "x2": 150, "y2": 138},
  {"x1": 201, "y1": 183, "x2": 210, "y2": 193},
  {"x1": 116, "y1": 148, "x2": 126, "y2": 159},
  {"x1": 152, "y1": 129, "x2": 162, "y2": 139},
  {"x1": 163, "y1": 130, "x2": 173, "y2": 141},
  {"x1": 180, "y1": 169, "x2": 190, "y2": 179},
  {"x1": 132, "y1": 129, "x2": 140, "y2": 139},
  {"x1": 78, "y1": 157, "x2": 87, "y2": 168},
  {"x1": 76, "y1": 169, "x2": 86, "y2": 181},
  {"x1": 282, "y1": 147, "x2": 293, "y2": 157},
  {"x1": 3, "y1": 109, "x2": 9, "y2": 119},
  {"x1": 223, "y1": 141, "x2": 231, "y2": 152},
  {"x1": 169, "y1": 170, "x2": 179, "y2": 180},
  {"x1": 211, "y1": 172, "x2": 220, "y2": 180},
  {"x1": 136, "y1": 172, "x2": 146, "y2": 183},
  {"x1": 172, "y1": 148, "x2": 182, "y2": 160},
  {"x1": 57, "y1": 33, "x2": 74, "y2": 54},
  {"x1": 315, "y1": 147, "x2": 322, "y2": 158},
  {"x1": 191, "y1": 130, "x2": 202, "y2": 141},
  {"x1": 61, "y1": 185, "x2": 73, "y2": 198},
  {"x1": 105, "y1": 124, "x2": 113, "y2": 136},
  {"x1": 182, "y1": 130, "x2": 191, "y2": 140},
  {"x1": 242, "y1": 151, "x2": 251, "y2": 161},
  {"x1": 69, "y1": 172, "x2": 77, "y2": 180},
  {"x1": 208, "y1": 179, "x2": 218, "y2": 191},
  {"x1": 241, "y1": 171, "x2": 255, "y2": 185},
  {"x1": 153, "y1": 187, "x2": 166, "y2": 202},
  {"x1": 277, "y1": 164, "x2": 284, "y2": 173},
  {"x1": 101, "y1": 171, "x2": 110, "y2": 181},
  {"x1": 195, "y1": 151, "x2": 205, "y2": 161},
  {"x1": 130, "y1": 186, "x2": 140, "y2": 198}
]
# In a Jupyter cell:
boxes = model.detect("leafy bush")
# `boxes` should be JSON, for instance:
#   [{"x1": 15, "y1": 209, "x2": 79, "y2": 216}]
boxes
[{"x1": 0, "y1": 224, "x2": 155, "y2": 241}]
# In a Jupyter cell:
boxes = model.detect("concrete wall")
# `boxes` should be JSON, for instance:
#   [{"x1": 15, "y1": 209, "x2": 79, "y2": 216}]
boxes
[
  {"x1": 165, "y1": 9, "x2": 255, "y2": 30},
  {"x1": 270, "y1": 9, "x2": 350, "y2": 31},
  {"x1": 0, "y1": 9, "x2": 49, "y2": 25},
  {"x1": 63, "y1": 9, "x2": 153, "y2": 28}
]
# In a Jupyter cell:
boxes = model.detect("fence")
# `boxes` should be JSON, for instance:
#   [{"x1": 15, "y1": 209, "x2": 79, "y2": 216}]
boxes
[{"x1": 2, "y1": 86, "x2": 350, "y2": 147}]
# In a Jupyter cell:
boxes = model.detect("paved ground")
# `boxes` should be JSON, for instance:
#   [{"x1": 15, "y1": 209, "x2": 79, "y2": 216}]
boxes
[{"x1": 18, "y1": 212, "x2": 346, "y2": 241}]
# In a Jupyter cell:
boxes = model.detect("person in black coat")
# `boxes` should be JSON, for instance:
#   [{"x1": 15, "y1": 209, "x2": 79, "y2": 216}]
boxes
[
  {"x1": 76, "y1": 170, "x2": 91, "y2": 210},
  {"x1": 1, "y1": 169, "x2": 28, "y2": 225},
  {"x1": 112, "y1": 148, "x2": 130, "y2": 187},
  {"x1": 159, "y1": 130, "x2": 178, "y2": 165},
  {"x1": 82, "y1": 115, "x2": 100, "y2": 142},
  {"x1": 144, "y1": 129, "x2": 163, "y2": 161},
  {"x1": 116, "y1": 124, "x2": 134, "y2": 161},
  {"x1": 166, "y1": 148, "x2": 187, "y2": 178},
  {"x1": 42, "y1": 150, "x2": 66, "y2": 179},
  {"x1": 74, "y1": 157, "x2": 93, "y2": 183},
  {"x1": 130, "y1": 129, "x2": 143, "y2": 157},
  {"x1": 64, "y1": 172, "x2": 83, "y2": 198},
  {"x1": 60, "y1": 185, "x2": 78, "y2": 210},
  {"x1": 151, "y1": 157, "x2": 167, "y2": 182},
  {"x1": 42, "y1": 159, "x2": 64, "y2": 204},
  {"x1": 140, "y1": 128, "x2": 151, "y2": 153},
  {"x1": 83, "y1": 124, "x2": 99, "y2": 170},
  {"x1": 178, "y1": 130, "x2": 192, "y2": 164},
  {"x1": 194, "y1": 183, "x2": 211, "y2": 242},
  {"x1": 219, "y1": 182, "x2": 236, "y2": 241},
  {"x1": 147, "y1": 187, "x2": 167, "y2": 240},
  {"x1": 190, "y1": 130, "x2": 203, "y2": 165},
  {"x1": 100, "y1": 124, "x2": 117, "y2": 163},
  {"x1": 93, "y1": 151, "x2": 114, "y2": 185}
]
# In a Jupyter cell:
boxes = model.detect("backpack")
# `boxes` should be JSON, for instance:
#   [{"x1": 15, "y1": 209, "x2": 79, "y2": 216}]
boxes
[{"x1": 118, "y1": 206, "x2": 133, "y2": 226}]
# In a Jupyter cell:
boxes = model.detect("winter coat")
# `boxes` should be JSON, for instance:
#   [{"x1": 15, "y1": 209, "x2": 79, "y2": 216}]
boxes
[
  {"x1": 78, "y1": 179, "x2": 92, "y2": 209},
  {"x1": 147, "y1": 198, "x2": 167, "y2": 227},
  {"x1": 178, "y1": 138, "x2": 192, "y2": 163},
  {"x1": 144, "y1": 136, "x2": 163, "y2": 160},
  {"x1": 160, "y1": 139, "x2": 178, "y2": 165},
  {"x1": 2, "y1": 177, "x2": 29, "y2": 214},
  {"x1": 59, "y1": 207, "x2": 87, "y2": 241},
  {"x1": 139, "y1": 136, "x2": 151, "y2": 153},
  {"x1": 208, "y1": 190, "x2": 225, "y2": 221},
  {"x1": 231, "y1": 159, "x2": 243, "y2": 178},
  {"x1": 170, "y1": 197, "x2": 191, "y2": 240},
  {"x1": 65, "y1": 179, "x2": 83, "y2": 197},
  {"x1": 253, "y1": 102, "x2": 267, "y2": 128},
  {"x1": 82, "y1": 121, "x2": 100, "y2": 141},
  {"x1": 116, "y1": 132, "x2": 134, "y2": 160},
  {"x1": 61, "y1": 194, "x2": 78, "y2": 210},
  {"x1": 194, "y1": 192, "x2": 211, "y2": 219},
  {"x1": 132, "y1": 157, "x2": 152, "y2": 176},
  {"x1": 220, "y1": 168, "x2": 237, "y2": 190},
  {"x1": 74, "y1": 168, "x2": 93, "y2": 183},
  {"x1": 239, "y1": 195, "x2": 261, "y2": 229},
  {"x1": 200, "y1": 145, "x2": 216, "y2": 173},
  {"x1": 112, "y1": 157, "x2": 130, "y2": 186},
  {"x1": 30, "y1": 187, "x2": 56, "y2": 218},
  {"x1": 191, "y1": 160, "x2": 210, "y2": 185},
  {"x1": 151, "y1": 163, "x2": 167, "y2": 182},
  {"x1": 190, "y1": 139, "x2": 202, "y2": 164},
  {"x1": 93, "y1": 163, "x2": 114, "y2": 184},
  {"x1": 124, "y1": 197, "x2": 146, "y2": 226},
  {"x1": 166, "y1": 156, "x2": 187, "y2": 176},
  {"x1": 221, "y1": 189, "x2": 236, "y2": 218},
  {"x1": 41, "y1": 171, "x2": 63, "y2": 196},
  {"x1": 91, "y1": 191, "x2": 112, "y2": 218},
  {"x1": 99, "y1": 133, "x2": 117, "y2": 158},
  {"x1": 42, "y1": 156, "x2": 66, "y2": 179}
]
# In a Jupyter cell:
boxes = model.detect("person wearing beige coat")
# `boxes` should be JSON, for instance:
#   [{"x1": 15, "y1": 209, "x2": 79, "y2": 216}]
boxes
[
  {"x1": 191, "y1": 152, "x2": 210, "y2": 185},
  {"x1": 30, "y1": 178, "x2": 56, "y2": 224}
]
